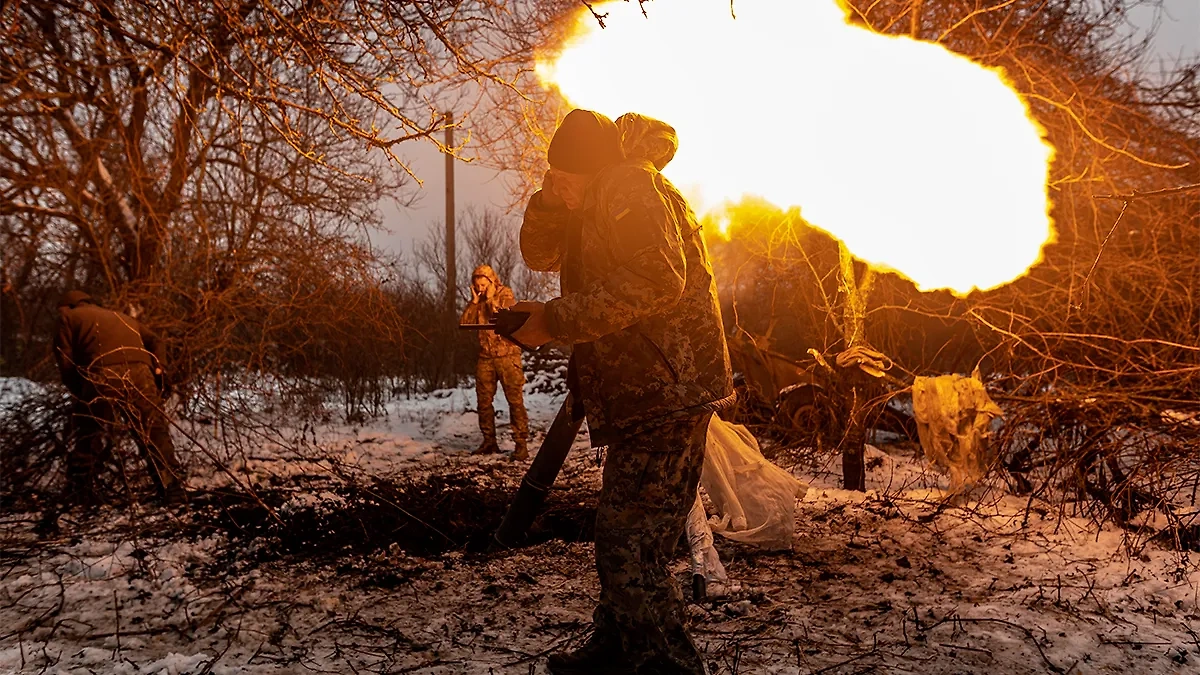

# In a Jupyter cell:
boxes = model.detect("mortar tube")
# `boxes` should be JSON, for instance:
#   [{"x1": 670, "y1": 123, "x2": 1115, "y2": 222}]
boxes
[{"x1": 492, "y1": 398, "x2": 584, "y2": 550}]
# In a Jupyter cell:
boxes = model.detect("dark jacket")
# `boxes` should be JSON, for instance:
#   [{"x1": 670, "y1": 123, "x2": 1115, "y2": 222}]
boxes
[
  {"x1": 54, "y1": 303, "x2": 163, "y2": 396},
  {"x1": 521, "y1": 124, "x2": 734, "y2": 446}
]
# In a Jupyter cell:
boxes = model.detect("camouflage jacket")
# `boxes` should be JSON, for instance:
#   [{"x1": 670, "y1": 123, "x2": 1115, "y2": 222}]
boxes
[
  {"x1": 520, "y1": 158, "x2": 735, "y2": 447},
  {"x1": 460, "y1": 283, "x2": 521, "y2": 360}
]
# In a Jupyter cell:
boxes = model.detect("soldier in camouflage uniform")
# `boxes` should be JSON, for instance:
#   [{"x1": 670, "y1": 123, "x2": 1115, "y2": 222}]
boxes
[
  {"x1": 460, "y1": 265, "x2": 529, "y2": 459},
  {"x1": 54, "y1": 290, "x2": 186, "y2": 507},
  {"x1": 512, "y1": 110, "x2": 735, "y2": 675}
]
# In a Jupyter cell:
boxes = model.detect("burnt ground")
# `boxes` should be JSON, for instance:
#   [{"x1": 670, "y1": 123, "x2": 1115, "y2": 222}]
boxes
[{"x1": 190, "y1": 473, "x2": 595, "y2": 562}]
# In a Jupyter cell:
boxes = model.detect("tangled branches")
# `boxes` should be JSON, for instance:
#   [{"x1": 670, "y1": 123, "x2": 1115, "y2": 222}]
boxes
[
  {"x1": 0, "y1": 383, "x2": 73, "y2": 511},
  {"x1": 706, "y1": 0, "x2": 1199, "y2": 539},
  {"x1": 996, "y1": 389, "x2": 1200, "y2": 545}
]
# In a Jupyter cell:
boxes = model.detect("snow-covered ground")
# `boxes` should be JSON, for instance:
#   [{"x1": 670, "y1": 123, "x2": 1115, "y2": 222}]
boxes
[
  {"x1": 178, "y1": 384, "x2": 579, "y2": 488},
  {"x1": 1, "y1": 382, "x2": 1197, "y2": 674}
]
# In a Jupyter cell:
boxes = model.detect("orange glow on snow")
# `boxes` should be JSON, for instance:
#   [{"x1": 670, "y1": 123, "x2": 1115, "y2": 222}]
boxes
[{"x1": 536, "y1": 0, "x2": 1055, "y2": 295}]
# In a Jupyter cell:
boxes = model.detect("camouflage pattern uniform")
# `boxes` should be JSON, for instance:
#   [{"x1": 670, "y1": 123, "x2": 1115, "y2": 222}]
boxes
[
  {"x1": 522, "y1": 114, "x2": 734, "y2": 674},
  {"x1": 460, "y1": 265, "x2": 528, "y2": 454},
  {"x1": 595, "y1": 413, "x2": 713, "y2": 674}
]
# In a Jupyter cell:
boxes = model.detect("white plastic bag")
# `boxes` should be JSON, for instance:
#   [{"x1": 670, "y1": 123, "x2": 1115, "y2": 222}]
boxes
[
  {"x1": 912, "y1": 371, "x2": 1003, "y2": 492},
  {"x1": 701, "y1": 416, "x2": 808, "y2": 550}
]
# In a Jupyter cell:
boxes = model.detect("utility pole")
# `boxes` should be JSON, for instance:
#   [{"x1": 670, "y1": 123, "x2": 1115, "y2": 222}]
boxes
[
  {"x1": 444, "y1": 112, "x2": 456, "y2": 315},
  {"x1": 444, "y1": 112, "x2": 457, "y2": 386}
]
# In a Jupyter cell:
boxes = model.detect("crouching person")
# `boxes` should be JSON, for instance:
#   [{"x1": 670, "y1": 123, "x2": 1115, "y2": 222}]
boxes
[{"x1": 54, "y1": 291, "x2": 186, "y2": 507}]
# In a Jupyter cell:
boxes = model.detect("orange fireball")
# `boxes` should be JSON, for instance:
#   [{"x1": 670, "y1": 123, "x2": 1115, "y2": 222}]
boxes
[{"x1": 537, "y1": 0, "x2": 1055, "y2": 295}]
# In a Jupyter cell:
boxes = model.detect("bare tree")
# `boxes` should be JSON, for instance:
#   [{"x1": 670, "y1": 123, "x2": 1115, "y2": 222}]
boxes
[
  {"x1": 0, "y1": 0, "x2": 578, "y2": 508},
  {"x1": 705, "y1": 0, "x2": 1198, "y2": 531},
  {"x1": 0, "y1": 0, "x2": 569, "y2": 376}
]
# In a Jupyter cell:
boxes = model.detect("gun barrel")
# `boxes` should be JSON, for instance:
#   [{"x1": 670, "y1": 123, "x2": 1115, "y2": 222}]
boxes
[
  {"x1": 458, "y1": 323, "x2": 498, "y2": 331},
  {"x1": 492, "y1": 399, "x2": 584, "y2": 549}
]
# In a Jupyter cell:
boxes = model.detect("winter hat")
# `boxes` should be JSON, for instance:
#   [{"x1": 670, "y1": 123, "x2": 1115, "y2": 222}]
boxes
[
  {"x1": 58, "y1": 290, "x2": 92, "y2": 308},
  {"x1": 547, "y1": 109, "x2": 623, "y2": 174}
]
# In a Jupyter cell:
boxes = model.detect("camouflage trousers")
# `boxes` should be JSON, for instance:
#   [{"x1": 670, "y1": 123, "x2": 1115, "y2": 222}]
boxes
[
  {"x1": 594, "y1": 413, "x2": 712, "y2": 674},
  {"x1": 476, "y1": 355, "x2": 528, "y2": 445},
  {"x1": 68, "y1": 364, "x2": 182, "y2": 504}
]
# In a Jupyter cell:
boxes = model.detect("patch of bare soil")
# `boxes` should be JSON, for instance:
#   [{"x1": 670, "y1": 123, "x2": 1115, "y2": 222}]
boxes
[{"x1": 188, "y1": 474, "x2": 594, "y2": 562}]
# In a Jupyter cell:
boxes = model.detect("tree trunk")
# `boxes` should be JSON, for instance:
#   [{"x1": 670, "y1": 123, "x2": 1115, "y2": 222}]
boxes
[
  {"x1": 841, "y1": 369, "x2": 870, "y2": 492},
  {"x1": 838, "y1": 243, "x2": 873, "y2": 492}
]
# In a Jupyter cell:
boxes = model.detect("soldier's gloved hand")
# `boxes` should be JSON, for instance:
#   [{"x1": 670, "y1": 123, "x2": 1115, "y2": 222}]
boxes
[
  {"x1": 509, "y1": 301, "x2": 552, "y2": 348},
  {"x1": 154, "y1": 368, "x2": 172, "y2": 398}
]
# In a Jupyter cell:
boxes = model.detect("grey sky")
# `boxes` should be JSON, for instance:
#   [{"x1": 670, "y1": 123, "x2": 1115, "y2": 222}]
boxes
[
  {"x1": 371, "y1": 1, "x2": 1198, "y2": 257},
  {"x1": 372, "y1": 147, "x2": 515, "y2": 257},
  {"x1": 1126, "y1": 0, "x2": 1199, "y2": 67}
]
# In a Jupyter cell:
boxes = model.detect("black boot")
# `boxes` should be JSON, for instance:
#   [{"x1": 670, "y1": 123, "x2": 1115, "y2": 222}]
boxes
[
  {"x1": 34, "y1": 509, "x2": 61, "y2": 537},
  {"x1": 548, "y1": 630, "x2": 635, "y2": 675},
  {"x1": 161, "y1": 483, "x2": 189, "y2": 507}
]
